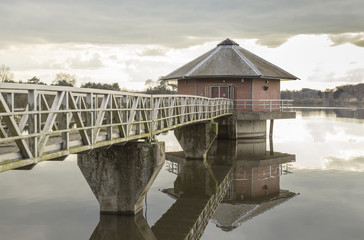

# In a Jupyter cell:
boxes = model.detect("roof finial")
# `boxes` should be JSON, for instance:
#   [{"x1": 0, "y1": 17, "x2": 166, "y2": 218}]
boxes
[{"x1": 217, "y1": 38, "x2": 239, "y2": 46}]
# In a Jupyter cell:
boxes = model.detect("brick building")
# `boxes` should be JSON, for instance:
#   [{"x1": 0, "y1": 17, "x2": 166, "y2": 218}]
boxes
[{"x1": 163, "y1": 38, "x2": 298, "y2": 111}]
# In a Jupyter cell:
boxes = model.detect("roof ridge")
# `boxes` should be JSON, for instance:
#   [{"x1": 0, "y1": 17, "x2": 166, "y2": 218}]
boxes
[
  {"x1": 161, "y1": 48, "x2": 216, "y2": 80},
  {"x1": 237, "y1": 46, "x2": 298, "y2": 79},
  {"x1": 185, "y1": 46, "x2": 222, "y2": 76},
  {"x1": 232, "y1": 45, "x2": 261, "y2": 76}
]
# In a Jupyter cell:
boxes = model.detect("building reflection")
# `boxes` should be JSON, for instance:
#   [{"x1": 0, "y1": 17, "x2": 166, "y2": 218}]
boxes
[
  {"x1": 210, "y1": 139, "x2": 296, "y2": 231},
  {"x1": 90, "y1": 138, "x2": 295, "y2": 239}
]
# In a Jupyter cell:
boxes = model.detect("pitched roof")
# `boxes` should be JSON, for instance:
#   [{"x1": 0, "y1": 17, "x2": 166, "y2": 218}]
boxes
[{"x1": 162, "y1": 38, "x2": 298, "y2": 81}]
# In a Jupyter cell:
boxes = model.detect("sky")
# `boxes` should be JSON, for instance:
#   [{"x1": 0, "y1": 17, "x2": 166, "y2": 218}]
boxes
[{"x1": 1, "y1": 0, "x2": 364, "y2": 91}]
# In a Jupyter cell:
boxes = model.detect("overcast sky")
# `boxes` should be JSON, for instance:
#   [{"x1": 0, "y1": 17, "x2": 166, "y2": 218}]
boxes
[{"x1": 1, "y1": 0, "x2": 364, "y2": 90}]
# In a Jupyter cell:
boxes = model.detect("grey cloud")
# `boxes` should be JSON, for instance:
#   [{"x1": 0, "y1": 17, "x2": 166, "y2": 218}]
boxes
[
  {"x1": 324, "y1": 156, "x2": 364, "y2": 171},
  {"x1": 329, "y1": 33, "x2": 364, "y2": 47},
  {"x1": 336, "y1": 68, "x2": 364, "y2": 83},
  {"x1": 1, "y1": 0, "x2": 364, "y2": 48},
  {"x1": 307, "y1": 68, "x2": 364, "y2": 83},
  {"x1": 136, "y1": 47, "x2": 168, "y2": 56},
  {"x1": 68, "y1": 53, "x2": 103, "y2": 69}
]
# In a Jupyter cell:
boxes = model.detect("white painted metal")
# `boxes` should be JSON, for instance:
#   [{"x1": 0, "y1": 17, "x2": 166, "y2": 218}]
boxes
[
  {"x1": 234, "y1": 99, "x2": 293, "y2": 112},
  {"x1": 0, "y1": 83, "x2": 233, "y2": 171}
]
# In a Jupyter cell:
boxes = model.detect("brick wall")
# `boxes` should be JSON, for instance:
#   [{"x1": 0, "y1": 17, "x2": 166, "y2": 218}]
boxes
[
  {"x1": 178, "y1": 78, "x2": 252, "y2": 99},
  {"x1": 252, "y1": 78, "x2": 280, "y2": 100},
  {"x1": 252, "y1": 79, "x2": 280, "y2": 111},
  {"x1": 177, "y1": 79, "x2": 197, "y2": 95},
  {"x1": 177, "y1": 78, "x2": 281, "y2": 112}
]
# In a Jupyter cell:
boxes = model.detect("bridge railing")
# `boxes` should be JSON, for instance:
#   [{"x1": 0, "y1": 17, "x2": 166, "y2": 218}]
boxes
[
  {"x1": 0, "y1": 83, "x2": 232, "y2": 171},
  {"x1": 234, "y1": 99, "x2": 293, "y2": 112}
]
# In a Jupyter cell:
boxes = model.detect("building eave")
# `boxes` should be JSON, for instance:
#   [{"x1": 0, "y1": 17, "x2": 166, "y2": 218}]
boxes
[{"x1": 163, "y1": 75, "x2": 299, "y2": 81}]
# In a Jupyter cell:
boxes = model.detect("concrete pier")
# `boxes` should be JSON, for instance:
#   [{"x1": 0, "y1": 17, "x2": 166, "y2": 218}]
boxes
[
  {"x1": 218, "y1": 111, "x2": 296, "y2": 139},
  {"x1": 78, "y1": 141, "x2": 165, "y2": 215},
  {"x1": 174, "y1": 122, "x2": 217, "y2": 159}
]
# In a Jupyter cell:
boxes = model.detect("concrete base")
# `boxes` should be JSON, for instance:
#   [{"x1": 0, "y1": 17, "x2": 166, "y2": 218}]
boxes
[
  {"x1": 217, "y1": 111, "x2": 295, "y2": 139},
  {"x1": 78, "y1": 141, "x2": 165, "y2": 215},
  {"x1": 174, "y1": 122, "x2": 217, "y2": 159},
  {"x1": 218, "y1": 116, "x2": 266, "y2": 139}
]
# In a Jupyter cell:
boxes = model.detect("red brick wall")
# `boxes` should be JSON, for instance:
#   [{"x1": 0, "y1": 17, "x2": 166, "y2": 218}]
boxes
[
  {"x1": 177, "y1": 78, "x2": 281, "y2": 112},
  {"x1": 177, "y1": 79, "x2": 197, "y2": 95},
  {"x1": 177, "y1": 78, "x2": 252, "y2": 99},
  {"x1": 252, "y1": 78, "x2": 280, "y2": 100},
  {"x1": 178, "y1": 78, "x2": 280, "y2": 98},
  {"x1": 252, "y1": 79, "x2": 280, "y2": 111}
]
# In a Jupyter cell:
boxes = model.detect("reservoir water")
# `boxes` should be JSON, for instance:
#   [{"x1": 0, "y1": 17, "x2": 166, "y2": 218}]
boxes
[{"x1": 0, "y1": 108, "x2": 364, "y2": 240}]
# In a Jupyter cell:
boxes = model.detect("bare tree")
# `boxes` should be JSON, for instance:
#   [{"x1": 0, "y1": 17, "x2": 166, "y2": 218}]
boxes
[{"x1": 0, "y1": 64, "x2": 14, "y2": 82}]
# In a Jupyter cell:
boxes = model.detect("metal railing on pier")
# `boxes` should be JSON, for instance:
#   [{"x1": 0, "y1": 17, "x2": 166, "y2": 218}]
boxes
[{"x1": 234, "y1": 99, "x2": 293, "y2": 112}]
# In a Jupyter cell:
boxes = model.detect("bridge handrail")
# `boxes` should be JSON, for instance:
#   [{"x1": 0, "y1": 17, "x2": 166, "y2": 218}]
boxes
[
  {"x1": 234, "y1": 99, "x2": 293, "y2": 112},
  {"x1": 0, "y1": 83, "x2": 233, "y2": 172}
]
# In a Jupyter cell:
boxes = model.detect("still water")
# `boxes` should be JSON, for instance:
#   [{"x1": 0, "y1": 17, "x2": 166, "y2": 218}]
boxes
[{"x1": 1, "y1": 108, "x2": 364, "y2": 240}]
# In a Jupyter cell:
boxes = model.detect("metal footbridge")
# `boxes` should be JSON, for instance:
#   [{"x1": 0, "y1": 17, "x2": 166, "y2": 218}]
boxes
[{"x1": 0, "y1": 83, "x2": 232, "y2": 172}]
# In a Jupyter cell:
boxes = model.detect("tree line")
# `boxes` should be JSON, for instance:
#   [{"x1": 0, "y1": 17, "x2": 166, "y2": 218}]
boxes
[
  {"x1": 0, "y1": 64, "x2": 122, "y2": 90},
  {"x1": 0, "y1": 64, "x2": 177, "y2": 94},
  {"x1": 281, "y1": 83, "x2": 364, "y2": 105}
]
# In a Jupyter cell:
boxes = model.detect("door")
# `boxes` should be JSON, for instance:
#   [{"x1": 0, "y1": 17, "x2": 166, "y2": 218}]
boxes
[
  {"x1": 220, "y1": 86, "x2": 229, "y2": 98},
  {"x1": 211, "y1": 87, "x2": 219, "y2": 98},
  {"x1": 210, "y1": 86, "x2": 230, "y2": 98}
]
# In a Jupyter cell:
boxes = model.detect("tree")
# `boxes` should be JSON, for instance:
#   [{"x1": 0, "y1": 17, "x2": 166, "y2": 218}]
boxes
[
  {"x1": 27, "y1": 76, "x2": 46, "y2": 85},
  {"x1": 52, "y1": 73, "x2": 76, "y2": 87},
  {"x1": 81, "y1": 82, "x2": 120, "y2": 91},
  {"x1": 0, "y1": 64, "x2": 14, "y2": 82},
  {"x1": 333, "y1": 88, "x2": 344, "y2": 99},
  {"x1": 144, "y1": 77, "x2": 177, "y2": 94}
]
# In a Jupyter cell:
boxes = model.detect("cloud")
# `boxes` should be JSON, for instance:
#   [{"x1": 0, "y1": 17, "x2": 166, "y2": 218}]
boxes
[
  {"x1": 307, "y1": 68, "x2": 364, "y2": 83},
  {"x1": 329, "y1": 33, "x2": 364, "y2": 47},
  {"x1": 136, "y1": 47, "x2": 168, "y2": 56},
  {"x1": 1, "y1": 0, "x2": 364, "y2": 48},
  {"x1": 68, "y1": 53, "x2": 104, "y2": 69},
  {"x1": 324, "y1": 156, "x2": 364, "y2": 171}
]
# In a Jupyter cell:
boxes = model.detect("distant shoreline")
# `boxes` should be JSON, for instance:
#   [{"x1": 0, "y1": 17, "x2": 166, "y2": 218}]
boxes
[{"x1": 289, "y1": 99, "x2": 364, "y2": 108}]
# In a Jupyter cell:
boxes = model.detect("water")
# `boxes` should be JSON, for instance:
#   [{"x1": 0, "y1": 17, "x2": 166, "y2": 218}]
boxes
[{"x1": 1, "y1": 108, "x2": 364, "y2": 240}]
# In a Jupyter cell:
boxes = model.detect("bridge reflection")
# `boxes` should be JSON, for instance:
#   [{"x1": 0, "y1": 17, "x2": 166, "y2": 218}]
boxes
[{"x1": 90, "y1": 138, "x2": 295, "y2": 239}]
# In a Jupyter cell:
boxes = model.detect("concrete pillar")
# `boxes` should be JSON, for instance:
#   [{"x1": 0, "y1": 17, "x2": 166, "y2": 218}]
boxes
[
  {"x1": 90, "y1": 213, "x2": 156, "y2": 240},
  {"x1": 174, "y1": 122, "x2": 217, "y2": 159},
  {"x1": 217, "y1": 115, "x2": 266, "y2": 139},
  {"x1": 78, "y1": 141, "x2": 165, "y2": 215}
]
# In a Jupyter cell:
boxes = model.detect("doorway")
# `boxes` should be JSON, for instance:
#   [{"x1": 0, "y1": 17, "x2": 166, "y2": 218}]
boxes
[{"x1": 210, "y1": 86, "x2": 233, "y2": 99}]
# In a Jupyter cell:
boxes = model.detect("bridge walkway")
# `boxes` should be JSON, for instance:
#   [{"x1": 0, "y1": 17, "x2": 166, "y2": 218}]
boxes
[{"x1": 0, "y1": 83, "x2": 232, "y2": 172}]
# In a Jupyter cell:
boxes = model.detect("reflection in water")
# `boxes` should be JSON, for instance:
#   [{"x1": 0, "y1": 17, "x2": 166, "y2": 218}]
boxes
[
  {"x1": 152, "y1": 155, "x2": 232, "y2": 240},
  {"x1": 90, "y1": 138, "x2": 296, "y2": 239},
  {"x1": 2, "y1": 109, "x2": 364, "y2": 240},
  {"x1": 210, "y1": 139, "x2": 296, "y2": 231},
  {"x1": 91, "y1": 213, "x2": 156, "y2": 240},
  {"x1": 292, "y1": 107, "x2": 364, "y2": 120}
]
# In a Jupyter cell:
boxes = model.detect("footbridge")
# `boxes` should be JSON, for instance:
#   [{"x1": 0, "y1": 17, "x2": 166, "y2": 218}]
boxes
[{"x1": 0, "y1": 83, "x2": 232, "y2": 172}]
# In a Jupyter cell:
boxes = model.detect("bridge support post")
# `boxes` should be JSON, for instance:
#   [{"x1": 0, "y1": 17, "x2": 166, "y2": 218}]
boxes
[
  {"x1": 174, "y1": 122, "x2": 217, "y2": 159},
  {"x1": 77, "y1": 141, "x2": 165, "y2": 215}
]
